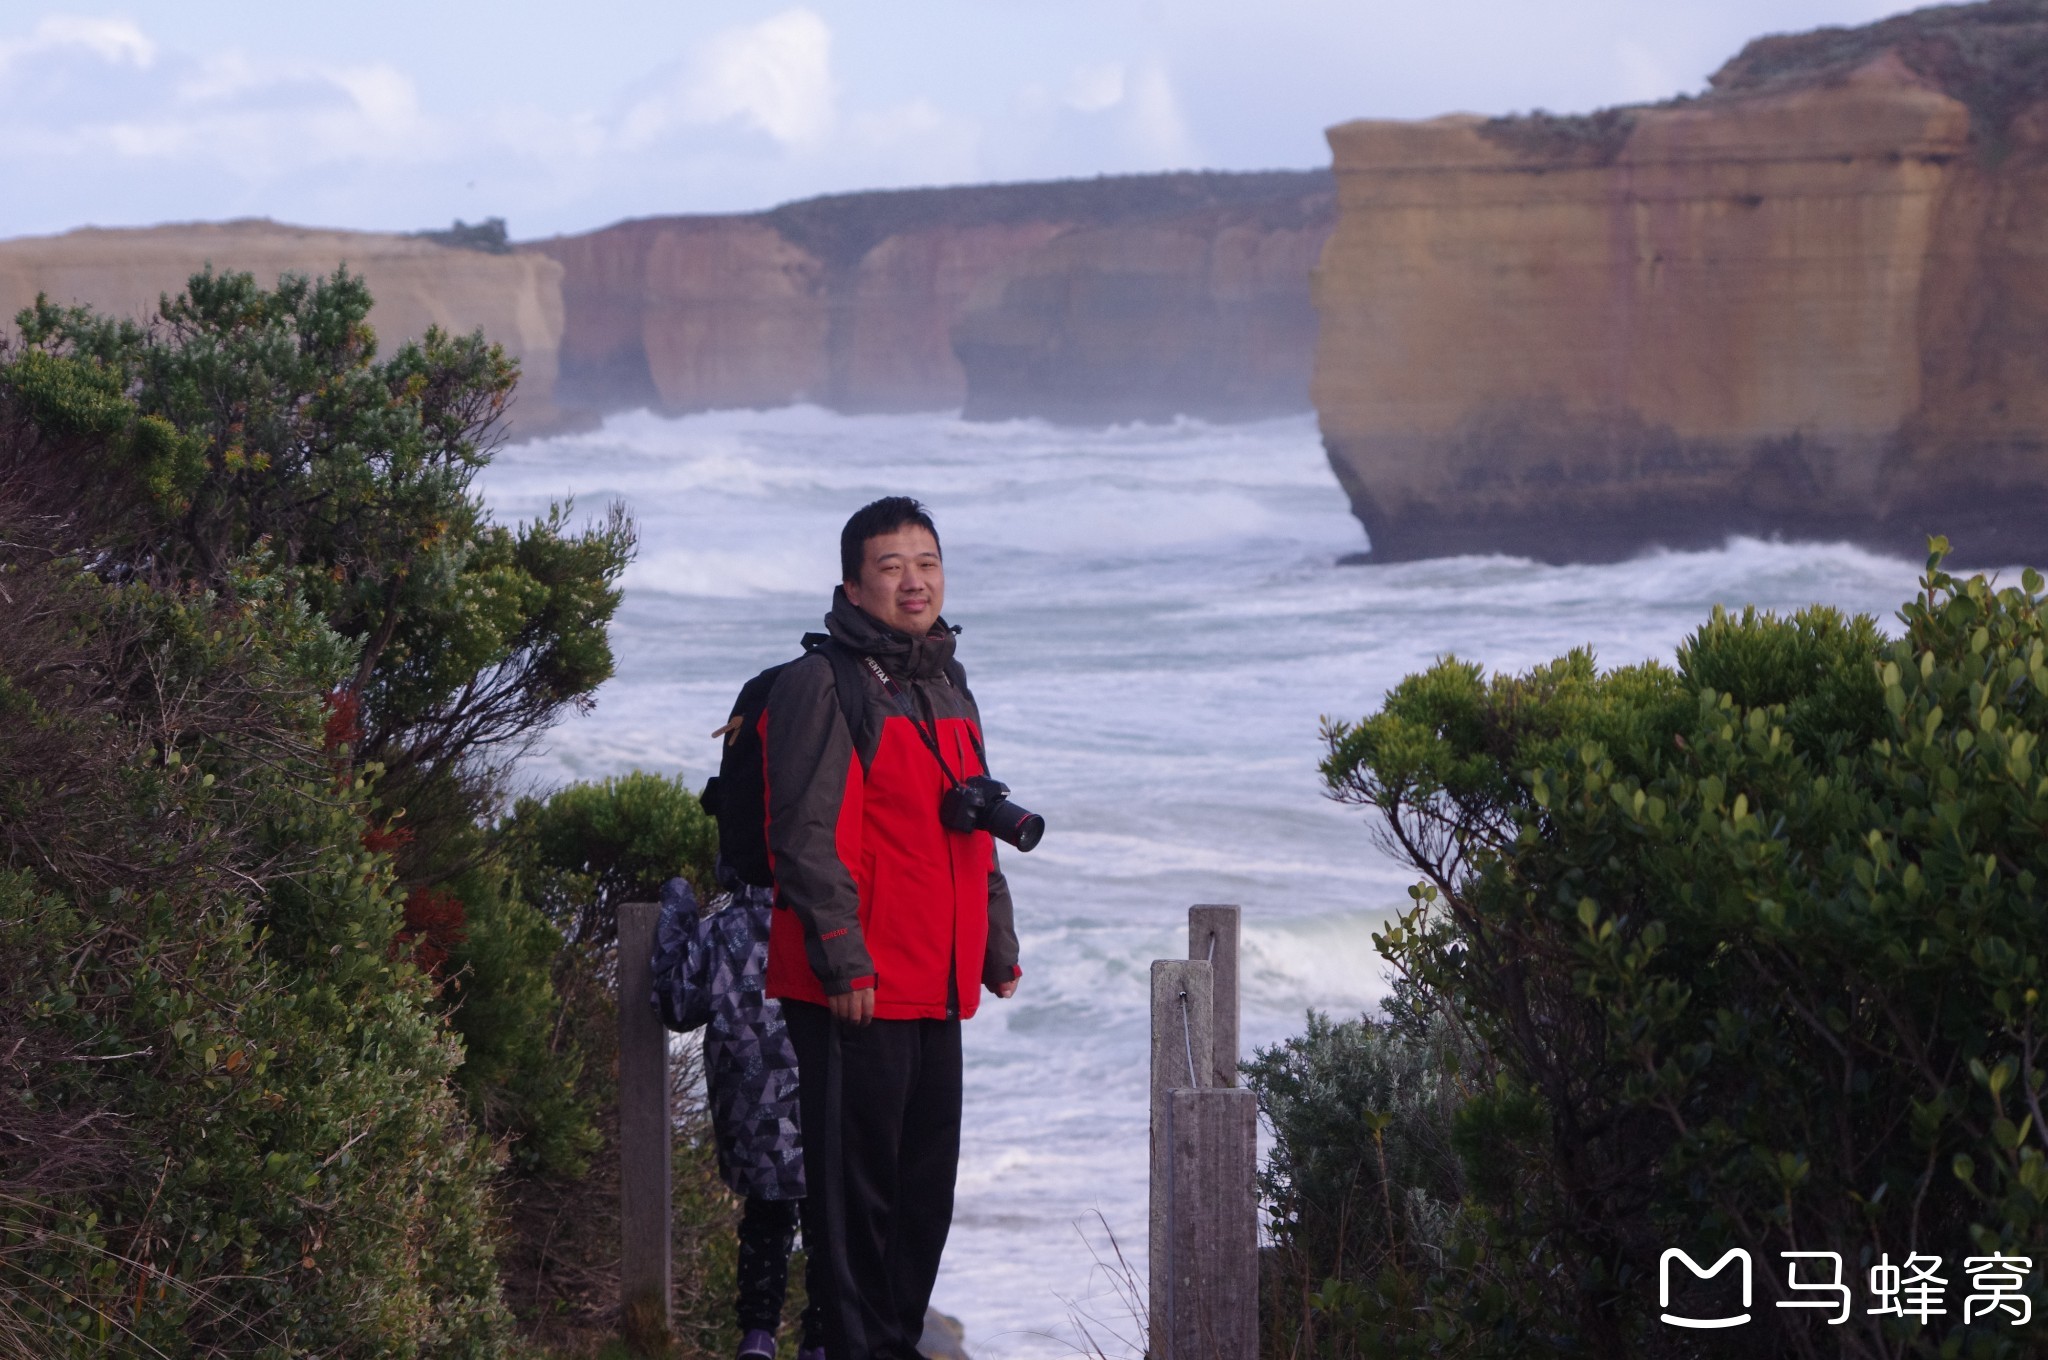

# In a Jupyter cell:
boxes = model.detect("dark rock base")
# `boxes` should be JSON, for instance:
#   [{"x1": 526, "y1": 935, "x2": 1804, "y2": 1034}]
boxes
[{"x1": 1324, "y1": 427, "x2": 2048, "y2": 569}]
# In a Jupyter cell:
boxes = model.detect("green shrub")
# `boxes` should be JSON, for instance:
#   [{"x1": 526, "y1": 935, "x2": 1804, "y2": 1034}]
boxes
[
  {"x1": 1245, "y1": 995, "x2": 1472, "y2": 1359},
  {"x1": 1, "y1": 265, "x2": 636, "y2": 1356},
  {"x1": 414, "y1": 767, "x2": 722, "y2": 1189},
  {"x1": 490, "y1": 774, "x2": 732, "y2": 1354},
  {"x1": 501, "y1": 770, "x2": 719, "y2": 954},
  {"x1": 1305, "y1": 542, "x2": 2048, "y2": 1358},
  {"x1": 439, "y1": 854, "x2": 598, "y2": 1179},
  {"x1": 0, "y1": 559, "x2": 510, "y2": 1357}
]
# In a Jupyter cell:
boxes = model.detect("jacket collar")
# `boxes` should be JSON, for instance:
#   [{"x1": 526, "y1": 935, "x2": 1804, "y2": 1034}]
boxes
[{"x1": 825, "y1": 585, "x2": 957, "y2": 681}]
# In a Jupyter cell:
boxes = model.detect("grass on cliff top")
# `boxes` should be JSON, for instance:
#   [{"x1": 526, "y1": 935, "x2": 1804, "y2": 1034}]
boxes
[
  {"x1": 1481, "y1": 0, "x2": 2048, "y2": 164},
  {"x1": 761, "y1": 168, "x2": 1334, "y2": 270}
]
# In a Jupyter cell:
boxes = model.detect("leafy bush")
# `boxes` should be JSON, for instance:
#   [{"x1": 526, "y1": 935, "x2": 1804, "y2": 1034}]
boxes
[
  {"x1": 5, "y1": 266, "x2": 633, "y2": 846},
  {"x1": 1245, "y1": 993, "x2": 1471, "y2": 1359},
  {"x1": 1298, "y1": 543, "x2": 2048, "y2": 1358},
  {"x1": 0, "y1": 553, "x2": 509, "y2": 1356},
  {"x1": 0, "y1": 266, "x2": 636, "y2": 1356},
  {"x1": 502, "y1": 770, "x2": 720, "y2": 955},
  {"x1": 476, "y1": 768, "x2": 718, "y2": 1195},
  {"x1": 438, "y1": 854, "x2": 599, "y2": 1179},
  {"x1": 489, "y1": 774, "x2": 732, "y2": 1355}
]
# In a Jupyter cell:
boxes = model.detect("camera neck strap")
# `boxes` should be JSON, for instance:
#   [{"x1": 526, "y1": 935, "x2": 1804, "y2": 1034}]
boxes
[{"x1": 858, "y1": 653, "x2": 988, "y2": 787}]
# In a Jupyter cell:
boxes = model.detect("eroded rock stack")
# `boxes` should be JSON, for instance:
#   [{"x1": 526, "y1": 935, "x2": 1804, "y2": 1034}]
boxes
[{"x1": 1312, "y1": 1, "x2": 2048, "y2": 564}]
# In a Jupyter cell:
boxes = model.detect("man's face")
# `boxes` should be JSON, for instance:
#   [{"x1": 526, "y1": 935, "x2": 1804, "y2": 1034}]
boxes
[{"x1": 844, "y1": 525, "x2": 945, "y2": 635}]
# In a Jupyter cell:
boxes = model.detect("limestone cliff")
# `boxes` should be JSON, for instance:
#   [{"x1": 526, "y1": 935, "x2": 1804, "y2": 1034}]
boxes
[
  {"x1": 0, "y1": 175, "x2": 1331, "y2": 437},
  {"x1": 953, "y1": 189, "x2": 1333, "y2": 423},
  {"x1": 531, "y1": 171, "x2": 1331, "y2": 423},
  {"x1": 0, "y1": 220, "x2": 568, "y2": 430},
  {"x1": 1313, "y1": 0, "x2": 2048, "y2": 564}
]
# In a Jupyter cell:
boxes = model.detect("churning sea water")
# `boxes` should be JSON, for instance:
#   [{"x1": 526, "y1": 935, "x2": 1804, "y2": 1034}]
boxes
[{"x1": 479, "y1": 406, "x2": 1933, "y2": 1357}]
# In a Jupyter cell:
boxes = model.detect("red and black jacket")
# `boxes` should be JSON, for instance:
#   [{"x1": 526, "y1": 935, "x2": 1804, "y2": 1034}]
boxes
[{"x1": 761, "y1": 590, "x2": 1021, "y2": 1020}]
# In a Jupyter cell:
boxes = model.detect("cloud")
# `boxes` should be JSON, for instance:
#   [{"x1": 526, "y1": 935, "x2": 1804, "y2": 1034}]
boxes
[
  {"x1": 1064, "y1": 62, "x2": 1126, "y2": 114},
  {"x1": 595, "y1": 9, "x2": 995, "y2": 210},
  {"x1": 0, "y1": 3, "x2": 1223, "y2": 236},
  {"x1": 0, "y1": 11, "x2": 442, "y2": 184},
  {"x1": 175, "y1": 49, "x2": 421, "y2": 129},
  {"x1": 1614, "y1": 38, "x2": 1686, "y2": 103},
  {"x1": 0, "y1": 14, "x2": 154, "y2": 71},
  {"x1": 127, "y1": 65, "x2": 432, "y2": 169},
  {"x1": 0, "y1": 5, "x2": 980, "y2": 234},
  {"x1": 1123, "y1": 62, "x2": 1195, "y2": 164},
  {"x1": 1053, "y1": 57, "x2": 1195, "y2": 162},
  {"x1": 991, "y1": 56, "x2": 1198, "y2": 178},
  {"x1": 840, "y1": 98, "x2": 982, "y2": 186},
  {"x1": 626, "y1": 7, "x2": 836, "y2": 149}
]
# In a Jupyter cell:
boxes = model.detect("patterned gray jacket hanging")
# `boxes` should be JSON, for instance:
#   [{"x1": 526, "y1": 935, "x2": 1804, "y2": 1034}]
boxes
[{"x1": 654, "y1": 876, "x2": 805, "y2": 1201}]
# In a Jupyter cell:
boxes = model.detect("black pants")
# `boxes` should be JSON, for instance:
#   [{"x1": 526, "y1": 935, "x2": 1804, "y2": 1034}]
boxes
[
  {"x1": 736, "y1": 1195, "x2": 826, "y2": 1346},
  {"x1": 783, "y1": 1002, "x2": 963, "y2": 1360}
]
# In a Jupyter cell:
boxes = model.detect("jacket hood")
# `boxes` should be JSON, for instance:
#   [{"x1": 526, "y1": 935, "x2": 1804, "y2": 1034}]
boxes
[{"x1": 826, "y1": 585, "x2": 957, "y2": 681}]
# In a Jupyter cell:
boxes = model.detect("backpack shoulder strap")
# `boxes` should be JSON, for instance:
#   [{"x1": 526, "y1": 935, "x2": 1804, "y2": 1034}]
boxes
[
  {"x1": 944, "y1": 657, "x2": 992, "y2": 770},
  {"x1": 944, "y1": 657, "x2": 973, "y2": 706},
  {"x1": 802, "y1": 633, "x2": 869, "y2": 752}
]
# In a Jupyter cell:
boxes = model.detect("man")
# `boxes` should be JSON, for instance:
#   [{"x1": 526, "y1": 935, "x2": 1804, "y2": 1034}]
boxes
[
  {"x1": 761, "y1": 497, "x2": 1024, "y2": 1360},
  {"x1": 762, "y1": 496, "x2": 1022, "y2": 1360}
]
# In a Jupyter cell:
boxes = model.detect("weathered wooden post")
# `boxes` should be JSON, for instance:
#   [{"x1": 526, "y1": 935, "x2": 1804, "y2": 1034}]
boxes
[
  {"x1": 1188, "y1": 905, "x2": 1240, "y2": 1089},
  {"x1": 1148, "y1": 907, "x2": 1258, "y2": 1360},
  {"x1": 1149, "y1": 958, "x2": 1212, "y2": 1353},
  {"x1": 1163, "y1": 1086, "x2": 1260, "y2": 1360},
  {"x1": 616, "y1": 902, "x2": 671, "y2": 1339}
]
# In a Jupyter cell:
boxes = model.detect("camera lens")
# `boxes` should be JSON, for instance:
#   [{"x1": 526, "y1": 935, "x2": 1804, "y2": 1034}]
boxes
[{"x1": 984, "y1": 795, "x2": 1045, "y2": 853}]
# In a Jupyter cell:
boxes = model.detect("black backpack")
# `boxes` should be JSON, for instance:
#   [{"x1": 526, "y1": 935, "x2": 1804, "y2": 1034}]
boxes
[
  {"x1": 701, "y1": 635, "x2": 866, "y2": 888},
  {"x1": 701, "y1": 634, "x2": 976, "y2": 888}
]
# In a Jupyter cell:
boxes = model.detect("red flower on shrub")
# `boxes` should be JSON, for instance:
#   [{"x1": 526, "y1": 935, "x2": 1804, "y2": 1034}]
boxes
[
  {"x1": 321, "y1": 689, "x2": 363, "y2": 752},
  {"x1": 396, "y1": 886, "x2": 467, "y2": 978},
  {"x1": 361, "y1": 821, "x2": 414, "y2": 856}
]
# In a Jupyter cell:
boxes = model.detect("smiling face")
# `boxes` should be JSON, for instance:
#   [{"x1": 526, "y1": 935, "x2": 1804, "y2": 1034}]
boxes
[{"x1": 843, "y1": 525, "x2": 945, "y2": 635}]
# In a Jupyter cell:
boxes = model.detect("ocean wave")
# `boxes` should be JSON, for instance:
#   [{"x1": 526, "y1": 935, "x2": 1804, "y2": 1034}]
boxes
[{"x1": 625, "y1": 542, "x2": 838, "y2": 598}]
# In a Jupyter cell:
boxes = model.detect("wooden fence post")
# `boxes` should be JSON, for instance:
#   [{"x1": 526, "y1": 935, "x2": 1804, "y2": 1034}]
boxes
[
  {"x1": 1149, "y1": 957, "x2": 1212, "y2": 1355},
  {"x1": 1149, "y1": 907, "x2": 1257, "y2": 1360},
  {"x1": 1188, "y1": 905, "x2": 1240, "y2": 1089},
  {"x1": 617, "y1": 902, "x2": 671, "y2": 1338},
  {"x1": 1163, "y1": 1086, "x2": 1260, "y2": 1360}
]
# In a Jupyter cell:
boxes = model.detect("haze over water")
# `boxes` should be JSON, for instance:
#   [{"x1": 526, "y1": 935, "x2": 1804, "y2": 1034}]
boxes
[{"x1": 480, "y1": 407, "x2": 1929, "y2": 1358}]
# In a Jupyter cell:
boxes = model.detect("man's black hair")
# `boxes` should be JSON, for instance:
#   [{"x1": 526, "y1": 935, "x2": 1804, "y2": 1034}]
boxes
[{"x1": 840, "y1": 496, "x2": 941, "y2": 582}]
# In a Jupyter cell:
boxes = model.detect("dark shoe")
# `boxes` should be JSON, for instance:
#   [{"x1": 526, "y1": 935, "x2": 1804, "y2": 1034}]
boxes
[
  {"x1": 737, "y1": 1328, "x2": 777, "y2": 1360},
  {"x1": 796, "y1": 1348, "x2": 826, "y2": 1360}
]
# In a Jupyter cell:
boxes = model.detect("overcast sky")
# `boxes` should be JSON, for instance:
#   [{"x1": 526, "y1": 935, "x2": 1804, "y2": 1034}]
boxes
[{"x1": 5, "y1": 0, "x2": 1918, "y2": 241}]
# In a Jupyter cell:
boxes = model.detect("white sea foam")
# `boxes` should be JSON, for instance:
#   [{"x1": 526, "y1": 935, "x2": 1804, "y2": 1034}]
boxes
[
  {"x1": 480, "y1": 406, "x2": 1936, "y2": 1359},
  {"x1": 626, "y1": 543, "x2": 837, "y2": 598}
]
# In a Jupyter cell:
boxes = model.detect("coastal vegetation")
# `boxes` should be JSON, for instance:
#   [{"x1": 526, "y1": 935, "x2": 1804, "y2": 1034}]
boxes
[
  {"x1": 1254, "y1": 543, "x2": 2048, "y2": 1357},
  {"x1": 1478, "y1": 0, "x2": 2048, "y2": 166},
  {"x1": 0, "y1": 270, "x2": 738, "y2": 1356}
]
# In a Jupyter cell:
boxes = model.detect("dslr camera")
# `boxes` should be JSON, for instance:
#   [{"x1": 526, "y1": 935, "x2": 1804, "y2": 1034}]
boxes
[{"x1": 940, "y1": 775, "x2": 1045, "y2": 852}]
